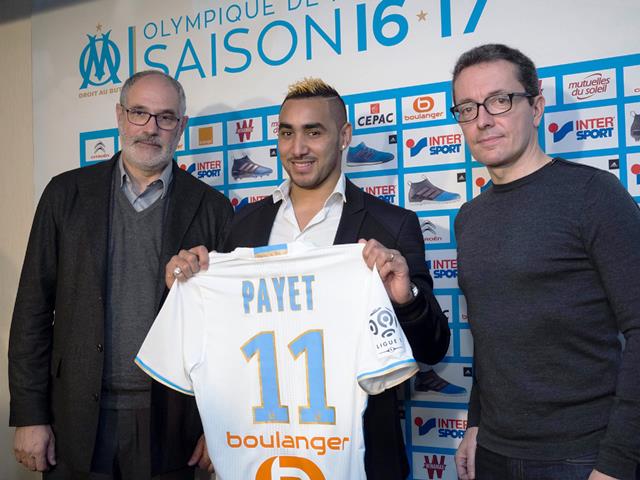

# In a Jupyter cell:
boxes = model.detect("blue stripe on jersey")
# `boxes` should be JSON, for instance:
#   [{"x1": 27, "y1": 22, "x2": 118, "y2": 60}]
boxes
[
  {"x1": 134, "y1": 356, "x2": 195, "y2": 396},
  {"x1": 356, "y1": 358, "x2": 417, "y2": 381},
  {"x1": 253, "y1": 243, "x2": 288, "y2": 258}
]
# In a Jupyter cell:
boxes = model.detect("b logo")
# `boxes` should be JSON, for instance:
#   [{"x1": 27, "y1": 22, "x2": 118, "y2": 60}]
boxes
[
  {"x1": 79, "y1": 30, "x2": 121, "y2": 89},
  {"x1": 256, "y1": 456, "x2": 325, "y2": 480},
  {"x1": 413, "y1": 96, "x2": 435, "y2": 113}
]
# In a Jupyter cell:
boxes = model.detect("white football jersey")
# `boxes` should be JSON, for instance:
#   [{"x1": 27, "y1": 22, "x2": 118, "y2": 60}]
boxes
[{"x1": 136, "y1": 242, "x2": 417, "y2": 480}]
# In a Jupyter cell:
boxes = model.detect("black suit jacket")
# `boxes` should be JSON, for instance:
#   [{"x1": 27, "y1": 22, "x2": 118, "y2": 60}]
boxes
[
  {"x1": 224, "y1": 178, "x2": 450, "y2": 479},
  {"x1": 8, "y1": 154, "x2": 234, "y2": 475}
]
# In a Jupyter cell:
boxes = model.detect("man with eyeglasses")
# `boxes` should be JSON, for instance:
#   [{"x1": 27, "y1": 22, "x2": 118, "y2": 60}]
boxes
[
  {"x1": 9, "y1": 70, "x2": 233, "y2": 478},
  {"x1": 451, "y1": 44, "x2": 640, "y2": 480}
]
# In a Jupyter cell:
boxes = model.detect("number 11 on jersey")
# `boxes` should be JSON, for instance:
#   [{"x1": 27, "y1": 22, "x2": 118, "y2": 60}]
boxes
[{"x1": 241, "y1": 330, "x2": 336, "y2": 425}]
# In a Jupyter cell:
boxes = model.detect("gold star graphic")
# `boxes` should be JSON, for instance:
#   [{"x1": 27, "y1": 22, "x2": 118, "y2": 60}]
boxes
[
  {"x1": 417, "y1": 10, "x2": 428, "y2": 22},
  {"x1": 96, "y1": 23, "x2": 103, "y2": 33}
]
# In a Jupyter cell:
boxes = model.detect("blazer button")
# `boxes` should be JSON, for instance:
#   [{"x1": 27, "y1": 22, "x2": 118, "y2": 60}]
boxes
[
  {"x1": 96, "y1": 344, "x2": 103, "y2": 352},
  {"x1": 92, "y1": 393, "x2": 99, "y2": 402}
]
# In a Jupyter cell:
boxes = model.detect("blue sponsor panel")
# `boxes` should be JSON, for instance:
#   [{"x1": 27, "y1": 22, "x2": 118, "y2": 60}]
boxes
[
  {"x1": 544, "y1": 105, "x2": 619, "y2": 154},
  {"x1": 79, "y1": 130, "x2": 118, "y2": 167},
  {"x1": 412, "y1": 452, "x2": 457, "y2": 480},
  {"x1": 344, "y1": 132, "x2": 398, "y2": 172},
  {"x1": 624, "y1": 102, "x2": 640, "y2": 146},
  {"x1": 178, "y1": 153, "x2": 224, "y2": 187},
  {"x1": 628, "y1": 153, "x2": 640, "y2": 197},
  {"x1": 353, "y1": 98, "x2": 396, "y2": 130},
  {"x1": 411, "y1": 363, "x2": 472, "y2": 403},
  {"x1": 403, "y1": 125, "x2": 464, "y2": 168},
  {"x1": 411, "y1": 407, "x2": 467, "y2": 448},
  {"x1": 349, "y1": 175, "x2": 399, "y2": 205},
  {"x1": 419, "y1": 215, "x2": 451, "y2": 246},
  {"x1": 562, "y1": 68, "x2": 617, "y2": 104},
  {"x1": 188, "y1": 122, "x2": 223, "y2": 150},
  {"x1": 228, "y1": 146, "x2": 278, "y2": 185},
  {"x1": 405, "y1": 171, "x2": 465, "y2": 213},
  {"x1": 401, "y1": 93, "x2": 448, "y2": 125},
  {"x1": 425, "y1": 249, "x2": 458, "y2": 290},
  {"x1": 567, "y1": 155, "x2": 620, "y2": 177}
]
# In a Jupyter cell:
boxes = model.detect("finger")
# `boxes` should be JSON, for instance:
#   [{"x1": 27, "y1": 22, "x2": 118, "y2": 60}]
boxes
[
  {"x1": 35, "y1": 452, "x2": 48, "y2": 472},
  {"x1": 188, "y1": 435, "x2": 205, "y2": 466},
  {"x1": 467, "y1": 446, "x2": 476, "y2": 480},
  {"x1": 188, "y1": 246, "x2": 210, "y2": 271},
  {"x1": 47, "y1": 434, "x2": 56, "y2": 466},
  {"x1": 178, "y1": 249, "x2": 201, "y2": 275}
]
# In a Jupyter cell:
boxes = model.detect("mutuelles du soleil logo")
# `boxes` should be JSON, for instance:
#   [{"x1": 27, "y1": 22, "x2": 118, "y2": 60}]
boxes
[{"x1": 79, "y1": 25, "x2": 122, "y2": 89}]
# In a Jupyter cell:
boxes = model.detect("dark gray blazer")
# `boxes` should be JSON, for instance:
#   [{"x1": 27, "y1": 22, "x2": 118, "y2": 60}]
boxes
[
  {"x1": 9, "y1": 154, "x2": 233, "y2": 475},
  {"x1": 223, "y1": 178, "x2": 450, "y2": 480}
]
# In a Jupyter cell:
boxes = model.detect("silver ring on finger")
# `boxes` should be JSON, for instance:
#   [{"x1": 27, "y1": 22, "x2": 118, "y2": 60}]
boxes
[
  {"x1": 389, "y1": 253, "x2": 395, "y2": 262},
  {"x1": 173, "y1": 266, "x2": 183, "y2": 277}
]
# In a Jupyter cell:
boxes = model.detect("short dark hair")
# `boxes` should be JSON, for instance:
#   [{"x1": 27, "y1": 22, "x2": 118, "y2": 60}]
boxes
[
  {"x1": 452, "y1": 44, "x2": 539, "y2": 104},
  {"x1": 281, "y1": 77, "x2": 347, "y2": 126},
  {"x1": 119, "y1": 70, "x2": 186, "y2": 116}
]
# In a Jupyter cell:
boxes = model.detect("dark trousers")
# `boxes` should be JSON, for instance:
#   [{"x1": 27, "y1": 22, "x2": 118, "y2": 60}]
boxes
[
  {"x1": 475, "y1": 445, "x2": 598, "y2": 480},
  {"x1": 45, "y1": 408, "x2": 195, "y2": 480}
]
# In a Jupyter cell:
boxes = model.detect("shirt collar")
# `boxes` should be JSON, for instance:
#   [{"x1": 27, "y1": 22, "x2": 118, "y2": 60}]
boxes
[
  {"x1": 272, "y1": 174, "x2": 347, "y2": 207},
  {"x1": 118, "y1": 156, "x2": 173, "y2": 198}
]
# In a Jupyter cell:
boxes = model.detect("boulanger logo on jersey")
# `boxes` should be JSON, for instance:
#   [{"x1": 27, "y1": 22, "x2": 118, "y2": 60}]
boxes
[
  {"x1": 354, "y1": 99, "x2": 396, "y2": 128},
  {"x1": 563, "y1": 69, "x2": 616, "y2": 103},
  {"x1": 544, "y1": 106, "x2": 618, "y2": 154},
  {"x1": 256, "y1": 455, "x2": 325, "y2": 479},
  {"x1": 401, "y1": 93, "x2": 447, "y2": 123}
]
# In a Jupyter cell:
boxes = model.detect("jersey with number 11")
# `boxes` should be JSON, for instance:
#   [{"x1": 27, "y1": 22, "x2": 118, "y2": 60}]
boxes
[{"x1": 136, "y1": 242, "x2": 418, "y2": 479}]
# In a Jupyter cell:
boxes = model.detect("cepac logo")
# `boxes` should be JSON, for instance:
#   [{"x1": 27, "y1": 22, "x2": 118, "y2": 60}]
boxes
[
  {"x1": 415, "y1": 416, "x2": 467, "y2": 438},
  {"x1": 236, "y1": 119, "x2": 254, "y2": 142},
  {"x1": 356, "y1": 101, "x2": 394, "y2": 127},
  {"x1": 426, "y1": 258, "x2": 458, "y2": 279},
  {"x1": 256, "y1": 456, "x2": 325, "y2": 480},
  {"x1": 406, "y1": 133, "x2": 462, "y2": 157},
  {"x1": 567, "y1": 72, "x2": 611, "y2": 101},
  {"x1": 423, "y1": 455, "x2": 447, "y2": 480},
  {"x1": 360, "y1": 183, "x2": 396, "y2": 203},
  {"x1": 79, "y1": 29, "x2": 121, "y2": 89},
  {"x1": 180, "y1": 160, "x2": 221, "y2": 179}
]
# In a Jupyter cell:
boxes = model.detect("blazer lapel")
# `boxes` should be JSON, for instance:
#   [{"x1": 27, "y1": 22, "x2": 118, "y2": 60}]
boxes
[
  {"x1": 333, "y1": 178, "x2": 366, "y2": 245},
  {"x1": 154, "y1": 164, "x2": 205, "y2": 305},
  {"x1": 76, "y1": 156, "x2": 118, "y2": 298}
]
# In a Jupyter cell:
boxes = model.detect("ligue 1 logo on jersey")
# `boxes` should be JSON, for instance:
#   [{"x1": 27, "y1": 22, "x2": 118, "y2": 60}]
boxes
[
  {"x1": 256, "y1": 455, "x2": 325, "y2": 479},
  {"x1": 79, "y1": 27, "x2": 122, "y2": 89},
  {"x1": 369, "y1": 307, "x2": 401, "y2": 356}
]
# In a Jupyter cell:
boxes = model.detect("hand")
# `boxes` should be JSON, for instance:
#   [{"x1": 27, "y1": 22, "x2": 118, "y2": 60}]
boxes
[
  {"x1": 455, "y1": 426, "x2": 478, "y2": 480},
  {"x1": 359, "y1": 238, "x2": 413, "y2": 304},
  {"x1": 14, "y1": 425, "x2": 56, "y2": 472},
  {"x1": 587, "y1": 470, "x2": 619, "y2": 480},
  {"x1": 188, "y1": 434, "x2": 214, "y2": 473},
  {"x1": 165, "y1": 246, "x2": 210, "y2": 289}
]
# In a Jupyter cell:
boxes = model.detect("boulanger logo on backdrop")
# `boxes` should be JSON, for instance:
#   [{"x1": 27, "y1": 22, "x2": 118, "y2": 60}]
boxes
[{"x1": 77, "y1": 0, "x2": 488, "y2": 94}]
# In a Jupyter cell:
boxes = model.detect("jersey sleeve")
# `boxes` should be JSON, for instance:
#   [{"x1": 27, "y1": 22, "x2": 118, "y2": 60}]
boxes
[
  {"x1": 135, "y1": 279, "x2": 205, "y2": 396},
  {"x1": 356, "y1": 265, "x2": 419, "y2": 395}
]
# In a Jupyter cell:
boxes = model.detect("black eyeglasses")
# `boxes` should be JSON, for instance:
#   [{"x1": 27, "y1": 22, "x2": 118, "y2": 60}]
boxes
[
  {"x1": 122, "y1": 106, "x2": 181, "y2": 131},
  {"x1": 450, "y1": 92, "x2": 534, "y2": 123}
]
